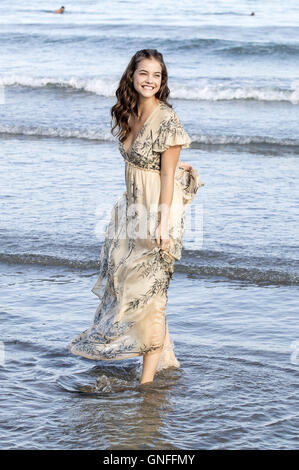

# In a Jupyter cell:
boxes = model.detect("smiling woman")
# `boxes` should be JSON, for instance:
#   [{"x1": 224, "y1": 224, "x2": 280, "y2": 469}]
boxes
[{"x1": 68, "y1": 49, "x2": 204, "y2": 385}]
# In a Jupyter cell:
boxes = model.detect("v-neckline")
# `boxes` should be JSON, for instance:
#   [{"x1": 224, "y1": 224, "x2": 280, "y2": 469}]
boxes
[{"x1": 120, "y1": 100, "x2": 161, "y2": 157}]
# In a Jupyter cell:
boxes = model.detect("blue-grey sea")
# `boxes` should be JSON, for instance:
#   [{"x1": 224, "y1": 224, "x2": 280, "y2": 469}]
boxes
[{"x1": 0, "y1": 0, "x2": 298, "y2": 450}]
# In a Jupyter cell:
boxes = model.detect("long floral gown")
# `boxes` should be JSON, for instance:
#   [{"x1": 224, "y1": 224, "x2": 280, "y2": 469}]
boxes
[{"x1": 68, "y1": 100, "x2": 204, "y2": 372}]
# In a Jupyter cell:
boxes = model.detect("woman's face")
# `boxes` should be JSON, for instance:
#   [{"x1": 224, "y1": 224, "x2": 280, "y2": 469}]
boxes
[{"x1": 133, "y1": 58, "x2": 162, "y2": 99}]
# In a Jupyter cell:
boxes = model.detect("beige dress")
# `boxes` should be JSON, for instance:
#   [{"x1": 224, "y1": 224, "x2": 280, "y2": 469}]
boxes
[{"x1": 68, "y1": 100, "x2": 204, "y2": 372}]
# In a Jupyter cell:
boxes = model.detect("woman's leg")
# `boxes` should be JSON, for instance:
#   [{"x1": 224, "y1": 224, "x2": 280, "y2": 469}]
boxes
[
  {"x1": 139, "y1": 320, "x2": 171, "y2": 384},
  {"x1": 140, "y1": 349, "x2": 162, "y2": 384}
]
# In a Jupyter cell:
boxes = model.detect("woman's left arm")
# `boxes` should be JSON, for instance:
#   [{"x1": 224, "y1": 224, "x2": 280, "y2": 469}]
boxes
[{"x1": 156, "y1": 145, "x2": 182, "y2": 251}]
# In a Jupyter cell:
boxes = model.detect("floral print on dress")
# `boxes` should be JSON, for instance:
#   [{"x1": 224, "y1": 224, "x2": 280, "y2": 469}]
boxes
[{"x1": 68, "y1": 100, "x2": 205, "y2": 372}]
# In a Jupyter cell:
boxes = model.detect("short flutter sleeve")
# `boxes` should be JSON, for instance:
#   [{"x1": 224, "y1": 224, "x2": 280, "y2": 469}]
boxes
[{"x1": 152, "y1": 110, "x2": 191, "y2": 153}]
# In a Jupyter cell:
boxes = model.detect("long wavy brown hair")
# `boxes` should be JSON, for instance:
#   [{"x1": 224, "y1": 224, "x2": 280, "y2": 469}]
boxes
[{"x1": 111, "y1": 49, "x2": 172, "y2": 142}]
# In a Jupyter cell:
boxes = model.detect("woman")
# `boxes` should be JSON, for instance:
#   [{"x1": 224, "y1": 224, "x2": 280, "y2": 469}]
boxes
[{"x1": 68, "y1": 49, "x2": 204, "y2": 385}]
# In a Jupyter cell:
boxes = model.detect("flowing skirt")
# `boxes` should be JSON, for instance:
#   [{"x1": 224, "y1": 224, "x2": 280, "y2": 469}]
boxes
[{"x1": 68, "y1": 163, "x2": 204, "y2": 371}]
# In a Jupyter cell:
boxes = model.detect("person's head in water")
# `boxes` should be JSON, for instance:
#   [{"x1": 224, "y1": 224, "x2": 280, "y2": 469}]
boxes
[
  {"x1": 111, "y1": 49, "x2": 171, "y2": 141},
  {"x1": 53, "y1": 6, "x2": 65, "y2": 14}
]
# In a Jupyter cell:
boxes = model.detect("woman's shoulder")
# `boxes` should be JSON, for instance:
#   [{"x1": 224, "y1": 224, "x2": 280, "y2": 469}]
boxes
[
  {"x1": 158, "y1": 101, "x2": 179, "y2": 123},
  {"x1": 152, "y1": 101, "x2": 191, "y2": 152}
]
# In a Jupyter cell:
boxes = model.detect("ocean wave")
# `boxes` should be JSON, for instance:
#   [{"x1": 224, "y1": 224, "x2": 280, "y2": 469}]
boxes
[
  {"x1": 190, "y1": 135, "x2": 299, "y2": 147},
  {"x1": 0, "y1": 252, "x2": 97, "y2": 269},
  {"x1": 170, "y1": 84, "x2": 299, "y2": 104},
  {"x1": 2, "y1": 31, "x2": 299, "y2": 56},
  {"x1": 178, "y1": 263, "x2": 299, "y2": 286},
  {"x1": 0, "y1": 75, "x2": 117, "y2": 97},
  {"x1": 0, "y1": 124, "x2": 114, "y2": 141},
  {"x1": 1, "y1": 75, "x2": 299, "y2": 104},
  {"x1": 217, "y1": 42, "x2": 299, "y2": 56},
  {"x1": 0, "y1": 251, "x2": 298, "y2": 286},
  {"x1": 0, "y1": 124, "x2": 298, "y2": 148}
]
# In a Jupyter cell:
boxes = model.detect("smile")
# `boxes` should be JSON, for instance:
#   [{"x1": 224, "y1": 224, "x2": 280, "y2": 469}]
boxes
[{"x1": 142, "y1": 85, "x2": 155, "y2": 90}]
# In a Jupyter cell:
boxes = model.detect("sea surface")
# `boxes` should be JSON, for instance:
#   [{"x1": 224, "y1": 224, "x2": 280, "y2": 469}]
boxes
[{"x1": 0, "y1": 0, "x2": 298, "y2": 450}]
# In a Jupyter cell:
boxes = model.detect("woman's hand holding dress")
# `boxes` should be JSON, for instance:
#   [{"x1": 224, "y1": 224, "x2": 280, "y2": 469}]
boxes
[
  {"x1": 155, "y1": 220, "x2": 170, "y2": 251},
  {"x1": 178, "y1": 161, "x2": 193, "y2": 171}
]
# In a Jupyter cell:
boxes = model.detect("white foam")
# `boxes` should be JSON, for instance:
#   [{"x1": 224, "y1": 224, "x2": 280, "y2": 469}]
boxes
[
  {"x1": 0, "y1": 124, "x2": 298, "y2": 147},
  {"x1": 0, "y1": 74, "x2": 118, "y2": 97},
  {"x1": 170, "y1": 83, "x2": 299, "y2": 104},
  {"x1": 191, "y1": 134, "x2": 299, "y2": 146},
  {"x1": 1, "y1": 74, "x2": 299, "y2": 104},
  {"x1": 0, "y1": 124, "x2": 115, "y2": 141}
]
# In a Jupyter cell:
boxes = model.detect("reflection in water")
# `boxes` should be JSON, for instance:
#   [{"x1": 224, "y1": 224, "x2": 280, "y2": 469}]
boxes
[{"x1": 56, "y1": 362, "x2": 182, "y2": 449}]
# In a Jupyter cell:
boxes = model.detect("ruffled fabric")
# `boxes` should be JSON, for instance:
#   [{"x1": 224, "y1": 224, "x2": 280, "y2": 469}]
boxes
[
  {"x1": 175, "y1": 167, "x2": 205, "y2": 205},
  {"x1": 157, "y1": 338, "x2": 180, "y2": 371},
  {"x1": 152, "y1": 111, "x2": 191, "y2": 153}
]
